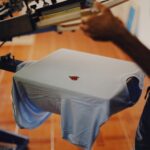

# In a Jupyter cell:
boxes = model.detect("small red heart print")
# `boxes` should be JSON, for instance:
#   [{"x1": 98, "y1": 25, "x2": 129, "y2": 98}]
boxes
[{"x1": 69, "y1": 76, "x2": 79, "y2": 81}]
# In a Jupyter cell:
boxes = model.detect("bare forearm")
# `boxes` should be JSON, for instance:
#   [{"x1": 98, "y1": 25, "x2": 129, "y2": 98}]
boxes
[{"x1": 113, "y1": 29, "x2": 150, "y2": 76}]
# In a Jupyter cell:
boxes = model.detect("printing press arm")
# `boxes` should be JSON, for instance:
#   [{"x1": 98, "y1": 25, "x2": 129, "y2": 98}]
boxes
[{"x1": 0, "y1": 0, "x2": 128, "y2": 41}]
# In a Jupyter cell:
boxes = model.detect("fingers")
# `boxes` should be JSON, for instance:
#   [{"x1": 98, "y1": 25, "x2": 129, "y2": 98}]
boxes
[
  {"x1": 94, "y1": 1, "x2": 111, "y2": 14},
  {"x1": 80, "y1": 14, "x2": 94, "y2": 36},
  {"x1": 80, "y1": 21, "x2": 93, "y2": 38},
  {"x1": 81, "y1": 17, "x2": 89, "y2": 24},
  {"x1": 80, "y1": 23, "x2": 89, "y2": 32}
]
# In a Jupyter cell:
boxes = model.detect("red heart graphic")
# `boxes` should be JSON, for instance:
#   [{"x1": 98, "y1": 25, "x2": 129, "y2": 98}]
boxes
[{"x1": 69, "y1": 76, "x2": 79, "y2": 81}]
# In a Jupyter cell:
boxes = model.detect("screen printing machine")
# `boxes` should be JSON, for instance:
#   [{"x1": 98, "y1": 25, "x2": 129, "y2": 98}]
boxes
[{"x1": 0, "y1": 0, "x2": 146, "y2": 149}]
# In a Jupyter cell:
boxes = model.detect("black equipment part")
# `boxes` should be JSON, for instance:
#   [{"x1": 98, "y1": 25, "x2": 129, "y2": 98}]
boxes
[
  {"x1": 0, "y1": 53, "x2": 23, "y2": 72},
  {"x1": 0, "y1": 14, "x2": 34, "y2": 41},
  {"x1": 0, "y1": 129, "x2": 29, "y2": 150}
]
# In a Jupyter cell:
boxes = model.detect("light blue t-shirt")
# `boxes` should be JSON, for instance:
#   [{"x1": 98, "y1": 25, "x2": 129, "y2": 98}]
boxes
[{"x1": 11, "y1": 50, "x2": 144, "y2": 150}]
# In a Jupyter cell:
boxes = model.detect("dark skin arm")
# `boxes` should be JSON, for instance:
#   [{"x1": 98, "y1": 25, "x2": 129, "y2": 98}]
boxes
[
  {"x1": 113, "y1": 28, "x2": 150, "y2": 76},
  {"x1": 80, "y1": 2, "x2": 150, "y2": 76}
]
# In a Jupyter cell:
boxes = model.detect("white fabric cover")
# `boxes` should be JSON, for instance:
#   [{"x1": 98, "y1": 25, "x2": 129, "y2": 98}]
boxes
[{"x1": 12, "y1": 49, "x2": 144, "y2": 150}]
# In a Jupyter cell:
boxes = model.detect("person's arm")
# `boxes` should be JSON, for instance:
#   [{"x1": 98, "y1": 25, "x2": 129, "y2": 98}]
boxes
[
  {"x1": 113, "y1": 28, "x2": 150, "y2": 76},
  {"x1": 80, "y1": 2, "x2": 150, "y2": 76}
]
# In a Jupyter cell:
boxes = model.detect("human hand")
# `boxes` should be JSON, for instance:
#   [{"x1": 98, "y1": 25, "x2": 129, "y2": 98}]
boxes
[{"x1": 80, "y1": 2, "x2": 126, "y2": 42}]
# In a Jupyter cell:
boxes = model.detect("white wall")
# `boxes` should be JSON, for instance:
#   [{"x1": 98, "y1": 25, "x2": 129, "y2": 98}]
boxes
[
  {"x1": 111, "y1": 1, "x2": 130, "y2": 24},
  {"x1": 112, "y1": 0, "x2": 150, "y2": 48},
  {"x1": 137, "y1": 0, "x2": 150, "y2": 48}
]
